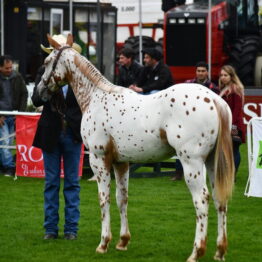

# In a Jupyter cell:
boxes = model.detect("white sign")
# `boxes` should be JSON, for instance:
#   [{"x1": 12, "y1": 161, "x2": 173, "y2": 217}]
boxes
[{"x1": 245, "y1": 117, "x2": 262, "y2": 197}]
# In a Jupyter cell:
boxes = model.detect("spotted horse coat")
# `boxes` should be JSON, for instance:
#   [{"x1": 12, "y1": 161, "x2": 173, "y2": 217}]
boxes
[{"x1": 37, "y1": 34, "x2": 235, "y2": 262}]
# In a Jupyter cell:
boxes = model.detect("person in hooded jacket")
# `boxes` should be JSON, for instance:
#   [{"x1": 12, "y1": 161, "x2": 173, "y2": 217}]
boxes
[{"x1": 0, "y1": 55, "x2": 28, "y2": 176}]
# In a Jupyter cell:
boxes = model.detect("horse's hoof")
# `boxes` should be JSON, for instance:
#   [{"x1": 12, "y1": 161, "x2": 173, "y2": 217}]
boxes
[
  {"x1": 116, "y1": 244, "x2": 128, "y2": 251},
  {"x1": 96, "y1": 246, "x2": 107, "y2": 254},
  {"x1": 186, "y1": 257, "x2": 197, "y2": 262},
  {"x1": 186, "y1": 255, "x2": 197, "y2": 262},
  {"x1": 214, "y1": 254, "x2": 225, "y2": 261}
]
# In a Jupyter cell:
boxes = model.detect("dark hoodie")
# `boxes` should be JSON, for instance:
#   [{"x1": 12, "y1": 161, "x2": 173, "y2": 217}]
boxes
[{"x1": 0, "y1": 70, "x2": 28, "y2": 111}]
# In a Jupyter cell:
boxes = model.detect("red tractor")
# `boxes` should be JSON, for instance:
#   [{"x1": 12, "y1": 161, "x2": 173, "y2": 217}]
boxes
[{"x1": 163, "y1": 0, "x2": 262, "y2": 86}]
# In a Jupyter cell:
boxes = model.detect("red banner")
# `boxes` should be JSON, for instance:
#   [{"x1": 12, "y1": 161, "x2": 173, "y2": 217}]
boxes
[{"x1": 15, "y1": 115, "x2": 84, "y2": 178}]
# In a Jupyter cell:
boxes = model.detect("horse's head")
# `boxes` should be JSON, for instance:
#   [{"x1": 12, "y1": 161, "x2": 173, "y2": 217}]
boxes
[{"x1": 37, "y1": 34, "x2": 75, "y2": 101}]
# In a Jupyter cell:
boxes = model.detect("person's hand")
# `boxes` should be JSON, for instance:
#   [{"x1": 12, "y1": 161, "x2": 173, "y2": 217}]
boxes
[
  {"x1": 0, "y1": 116, "x2": 6, "y2": 127},
  {"x1": 231, "y1": 125, "x2": 238, "y2": 136},
  {"x1": 129, "y1": 84, "x2": 136, "y2": 90},
  {"x1": 129, "y1": 85, "x2": 143, "y2": 93}
]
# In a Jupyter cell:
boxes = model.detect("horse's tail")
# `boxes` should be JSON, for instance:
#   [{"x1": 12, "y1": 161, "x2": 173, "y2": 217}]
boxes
[{"x1": 213, "y1": 99, "x2": 235, "y2": 206}]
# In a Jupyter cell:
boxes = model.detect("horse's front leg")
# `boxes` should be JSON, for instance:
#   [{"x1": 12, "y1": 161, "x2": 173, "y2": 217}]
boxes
[
  {"x1": 183, "y1": 159, "x2": 209, "y2": 262},
  {"x1": 89, "y1": 153, "x2": 112, "y2": 253},
  {"x1": 113, "y1": 162, "x2": 131, "y2": 251}
]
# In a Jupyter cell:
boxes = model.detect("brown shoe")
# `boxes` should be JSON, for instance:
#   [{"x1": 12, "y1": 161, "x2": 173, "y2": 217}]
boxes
[
  {"x1": 64, "y1": 233, "x2": 77, "y2": 240},
  {"x1": 44, "y1": 233, "x2": 58, "y2": 240}
]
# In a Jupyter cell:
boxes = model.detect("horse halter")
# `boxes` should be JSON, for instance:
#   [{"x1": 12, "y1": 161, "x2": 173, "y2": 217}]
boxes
[{"x1": 43, "y1": 45, "x2": 72, "y2": 89}]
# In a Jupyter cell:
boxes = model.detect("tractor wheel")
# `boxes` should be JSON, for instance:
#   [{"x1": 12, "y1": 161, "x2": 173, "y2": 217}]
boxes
[
  {"x1": 254, "y1": 54, "x2": 262, "y2": 86},
  {"x1": 123, "y1": 36, "x2": 162, "y2": 61},
  {"x1": 228, "y1": 35, "x2": 260, "y2": 86}
]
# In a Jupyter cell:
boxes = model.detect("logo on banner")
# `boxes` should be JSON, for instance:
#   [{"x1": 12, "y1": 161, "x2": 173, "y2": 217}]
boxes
[
  {"x1": 256, "y1": 141, "x2": 262, "y2": 169},
  {"x1": 15, "y1": 115, "x2": 84, "y2": 178}
]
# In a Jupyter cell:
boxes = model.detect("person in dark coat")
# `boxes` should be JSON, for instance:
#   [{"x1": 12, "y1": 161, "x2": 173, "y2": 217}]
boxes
[
  {"x1": 0, "y1": 55, "x2": 28, "y2": 176},
  {"x1": 185, "y1": 61, "x2": 219, "y2": 94},
  {"x1": 129, "y1": 48, "x2": 174, "y2": 94},
  {"x1": 117, "y1": 47, "x2": 143, "y2": 87},
  {"x1": 219, "y1": 65, "x2": 245, "y2": 177},
  {"x1": 32, "y1": 34, "x2": 82, "y2": 240}
]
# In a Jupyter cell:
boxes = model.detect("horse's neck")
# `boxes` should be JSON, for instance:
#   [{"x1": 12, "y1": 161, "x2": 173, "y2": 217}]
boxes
[{"x1": 66, "y1": 52, "x2": 120, "y2": 112}]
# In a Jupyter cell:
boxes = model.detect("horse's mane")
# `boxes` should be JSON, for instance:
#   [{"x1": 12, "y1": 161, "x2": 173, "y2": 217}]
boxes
[{"x1": 74, "y1": 53, "x2": 122, "y2": 93}]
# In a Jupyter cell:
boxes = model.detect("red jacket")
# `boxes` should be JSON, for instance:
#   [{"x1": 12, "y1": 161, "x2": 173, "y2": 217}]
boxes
[{"x1": 221, "y1": 92, "x2": 245, "y2": 143}]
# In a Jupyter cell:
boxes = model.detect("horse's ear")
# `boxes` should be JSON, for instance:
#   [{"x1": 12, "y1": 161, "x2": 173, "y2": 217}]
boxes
[
  {"x1": 47, "y1": 33, "x2": 61, "y2": 50},
  {"x1": 67, "y1": 34, "x2": 73, "y2": 47}
]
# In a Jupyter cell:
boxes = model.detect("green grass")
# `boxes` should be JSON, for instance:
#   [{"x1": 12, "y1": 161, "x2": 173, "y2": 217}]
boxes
[{"x1": 0, "y1": 144, "x2": 261, "y2": 262}]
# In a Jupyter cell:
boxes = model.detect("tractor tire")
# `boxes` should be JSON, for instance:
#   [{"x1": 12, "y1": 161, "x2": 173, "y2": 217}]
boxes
[
  {"x1": 123, "y1": 36, "x2": 162, "y2": 62},
  {"x1": 254, "y1": 54, "x2": 262, "y2": 86},
  {"x1": 228, "y1": 35, "x2": 260, "y2": 86}
]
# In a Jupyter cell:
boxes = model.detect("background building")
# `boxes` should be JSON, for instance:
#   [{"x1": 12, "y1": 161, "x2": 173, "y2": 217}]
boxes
[{"x1": 0, "y1": 0, "x2": 117, "y2": 83}]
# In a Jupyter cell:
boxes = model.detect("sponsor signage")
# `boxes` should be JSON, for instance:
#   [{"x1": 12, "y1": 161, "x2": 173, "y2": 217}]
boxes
[{"x1": 15, "y1": 115, "x2": 84, "y2": 178}]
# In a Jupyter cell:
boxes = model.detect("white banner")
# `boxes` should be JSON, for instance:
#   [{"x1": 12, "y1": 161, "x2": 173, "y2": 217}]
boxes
[{"x1": 245, "y1": 117, "x2": 262, "y2": 197}]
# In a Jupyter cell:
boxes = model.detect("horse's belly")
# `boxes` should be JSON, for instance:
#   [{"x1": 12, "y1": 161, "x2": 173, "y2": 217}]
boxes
[{"x1": 116, "y1": 140, "x2": 176, "y2": 163}]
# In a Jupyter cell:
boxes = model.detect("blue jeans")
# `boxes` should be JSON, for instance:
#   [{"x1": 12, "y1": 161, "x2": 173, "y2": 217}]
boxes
[
  {"x1": 42, "y1": 128, "x2": 81, "y2": 236},
  {"x1": 0, "y1": 116, "x2": 15, "y2": 168}
]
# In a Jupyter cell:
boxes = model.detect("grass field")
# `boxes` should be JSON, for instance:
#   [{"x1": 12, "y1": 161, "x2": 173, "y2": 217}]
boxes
[{"x1": 0, "y1": 144, "x2": 261, "y2": 262}]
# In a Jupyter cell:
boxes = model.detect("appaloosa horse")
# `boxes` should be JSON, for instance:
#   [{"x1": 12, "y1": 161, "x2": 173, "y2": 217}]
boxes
[{"x1": 37, "y1": 34, "x2": 235, "y2": 262}]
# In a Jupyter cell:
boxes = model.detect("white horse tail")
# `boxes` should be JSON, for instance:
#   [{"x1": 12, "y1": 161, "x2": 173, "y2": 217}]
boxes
[{"x1": 213, "y1": 99, "x2": 235, "y2": 206}]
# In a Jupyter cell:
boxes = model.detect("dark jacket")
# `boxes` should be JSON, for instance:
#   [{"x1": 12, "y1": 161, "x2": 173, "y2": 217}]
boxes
[
  {"x1": 118, "y1": 61, "x2": 143, "y2": 87},
  {"x1": 0, "y1": 71, "x2": 28, "y2": 111},
  {"x1": 32, "y1": 66, "x2": 82, "y2": 152},
  {"x1": 185, "y1": 78, "x2": 220, "y2": 94},
  {"x1": 137, "y1": 61, "x2": 174, "y2": 93}
]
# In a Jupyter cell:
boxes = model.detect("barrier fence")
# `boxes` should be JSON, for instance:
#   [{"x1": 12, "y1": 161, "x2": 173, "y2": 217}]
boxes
[{"x1": 0, "y1": 111, "x2": 84, "y2": 178}]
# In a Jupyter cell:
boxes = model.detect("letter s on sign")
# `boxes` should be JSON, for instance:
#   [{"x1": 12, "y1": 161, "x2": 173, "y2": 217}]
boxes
[{"x1": 243, "y1": 103, "x2": 258, "y2": 125}]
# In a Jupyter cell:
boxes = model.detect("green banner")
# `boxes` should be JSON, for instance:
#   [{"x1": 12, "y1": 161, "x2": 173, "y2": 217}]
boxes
[{"x1": 256, "y1": 141, "x2": 262, "y2": 169}]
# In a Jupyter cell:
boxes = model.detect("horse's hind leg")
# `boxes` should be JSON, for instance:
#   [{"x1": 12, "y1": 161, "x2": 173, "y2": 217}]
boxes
[
  {"x1": 113, "y1": 162, "x2": 131, "y2": 251},
  {"x1": 182, "y1": 158, "x2": 210, "y2": 262},
  {"x1": 89, "y1": 153, "x2": 112, "y2": 253},
  {"x1": 206, "y1": 156, "x2": 228, "y2": 261}
]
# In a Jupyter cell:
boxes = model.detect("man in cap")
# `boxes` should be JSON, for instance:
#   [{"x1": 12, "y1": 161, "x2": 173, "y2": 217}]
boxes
[
  {"x1": 129, "y1": 48, "x2": 174, "y2": 94},
  {"x1": 32, "y1": 34, "x2": 83, "y2": 240}
]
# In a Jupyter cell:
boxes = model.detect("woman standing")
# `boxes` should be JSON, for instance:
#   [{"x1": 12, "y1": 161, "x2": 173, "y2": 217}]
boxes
[{"x1": 219, "y1": 65, "x2": 245, "y2": 177}]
